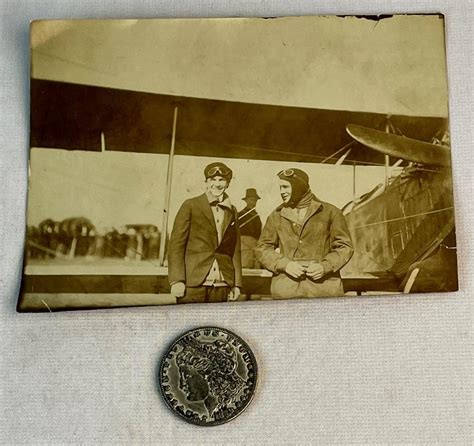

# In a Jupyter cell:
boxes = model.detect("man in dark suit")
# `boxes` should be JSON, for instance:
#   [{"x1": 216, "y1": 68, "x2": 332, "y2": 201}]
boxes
[
  {"x1": 168, "y1": 162, "x2": 242, "y2": 304},
  {"x1": 238, "y1": 188, "x2": 262, "y2": 268}
]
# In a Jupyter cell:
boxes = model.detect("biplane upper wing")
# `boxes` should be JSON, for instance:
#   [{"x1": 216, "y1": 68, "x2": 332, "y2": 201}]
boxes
[
  {"x1": 31, "y1": 79, "x2": 447, "y2": 167},
  {"x1": 346, "y1": 123, "x2": 451, "y2": 167}
]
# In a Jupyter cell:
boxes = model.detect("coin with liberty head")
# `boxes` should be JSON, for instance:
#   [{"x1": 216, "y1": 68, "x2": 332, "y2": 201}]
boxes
[{"x1": 159, "y1": 327, "x2": 257, "y2": 426}]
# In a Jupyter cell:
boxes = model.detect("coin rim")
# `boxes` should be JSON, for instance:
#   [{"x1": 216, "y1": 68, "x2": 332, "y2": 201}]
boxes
[{"x1": 158, "y1": 326, "x2": 258, "y2": 427}]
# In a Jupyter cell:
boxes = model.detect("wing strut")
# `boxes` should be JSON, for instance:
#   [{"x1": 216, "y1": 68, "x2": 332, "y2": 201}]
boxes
[{"x1": 159, "y1": 106, "x2": 179, "y2": 266}]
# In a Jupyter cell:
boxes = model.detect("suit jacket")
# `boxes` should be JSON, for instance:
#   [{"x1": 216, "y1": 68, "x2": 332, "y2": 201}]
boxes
[
  {"x1": 238, "y1": 207, "x2": 262, "y2": 239},
  {"x1": 168, "y1": 193, "x2": 242, "y2": 288}
]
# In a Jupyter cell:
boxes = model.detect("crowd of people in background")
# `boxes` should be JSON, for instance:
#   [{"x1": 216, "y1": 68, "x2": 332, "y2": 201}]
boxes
[
  {"x1": 26, "y1": 217, "x2": 161, "y2": 261},
  {"x1": 25, "y1": 187, "x2": 265, "y2": 267}
]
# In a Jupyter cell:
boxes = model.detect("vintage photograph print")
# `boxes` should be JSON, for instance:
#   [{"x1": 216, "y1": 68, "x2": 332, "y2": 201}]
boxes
[{"x1": 18, "y1": 15, "x2": 458, "y2": 311}]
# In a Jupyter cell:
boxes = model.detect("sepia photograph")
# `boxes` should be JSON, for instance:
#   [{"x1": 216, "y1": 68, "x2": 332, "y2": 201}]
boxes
[{"x1": 18, "y1": 15, "x2": 458, "y2": 311}]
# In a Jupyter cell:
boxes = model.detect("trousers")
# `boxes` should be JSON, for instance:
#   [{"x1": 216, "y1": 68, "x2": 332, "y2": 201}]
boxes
[{"x1": 177, "y1": 286, "x2": 230, "y2": 304}]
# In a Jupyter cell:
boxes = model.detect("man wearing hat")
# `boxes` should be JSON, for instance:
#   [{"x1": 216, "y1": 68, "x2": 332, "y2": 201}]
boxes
[
  {"x1": 168, "y1": 162, "x2": 242, "y2": 304},
  {"x1": 256, "y1": 168, "x2": 353, "y2": 298},
  {"x1": 238, "y1": 188, "x2": 263, "y2": 269}
]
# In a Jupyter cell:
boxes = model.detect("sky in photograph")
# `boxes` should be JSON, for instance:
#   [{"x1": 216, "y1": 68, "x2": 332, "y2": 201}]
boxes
[{"x1": 31, "y1": 16, "x2": 448, "y2": 117}]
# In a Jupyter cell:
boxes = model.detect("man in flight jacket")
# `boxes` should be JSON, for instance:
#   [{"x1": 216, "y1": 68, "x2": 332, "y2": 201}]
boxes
[
  {"x1": 256, "y1": 168, "x2": 353, "y2": 299},
  {"x1": 168, "y1": 162, "x2": 242, "y2": 304}
]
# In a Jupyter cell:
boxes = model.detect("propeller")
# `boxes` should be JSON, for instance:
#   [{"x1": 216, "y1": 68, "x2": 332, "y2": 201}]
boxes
[{"x1": 346, "y1": 124, "x2": 451, "y2": 167}]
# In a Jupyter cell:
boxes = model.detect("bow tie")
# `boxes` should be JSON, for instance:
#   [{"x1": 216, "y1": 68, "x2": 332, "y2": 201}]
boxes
[{"x1": 210, "y1": 200, "x2": 224, "y2": 207}]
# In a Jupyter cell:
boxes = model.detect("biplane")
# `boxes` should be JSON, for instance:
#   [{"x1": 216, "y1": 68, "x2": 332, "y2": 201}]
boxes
[
  {"x1": 18, "y1": 79, "x2": 457, "y2": 310},
  {"x1": 342, "y1": 124, "x2": 456, "y2": 294}
]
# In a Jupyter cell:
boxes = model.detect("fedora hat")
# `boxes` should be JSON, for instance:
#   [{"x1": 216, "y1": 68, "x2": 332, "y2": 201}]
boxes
[{"x1": 242, "y1": 188, "x2": 261, "y2": 200}]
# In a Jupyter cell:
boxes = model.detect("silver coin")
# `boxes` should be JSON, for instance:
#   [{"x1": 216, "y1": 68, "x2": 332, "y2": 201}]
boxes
[{"x1": 159, "y1": 327, "x2": 258, "y2": 426}]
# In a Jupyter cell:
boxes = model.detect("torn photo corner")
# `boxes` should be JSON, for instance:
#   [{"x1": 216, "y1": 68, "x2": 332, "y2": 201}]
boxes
[{"x1": 18, "y1": 14, "x2": 458, "y2": 312}]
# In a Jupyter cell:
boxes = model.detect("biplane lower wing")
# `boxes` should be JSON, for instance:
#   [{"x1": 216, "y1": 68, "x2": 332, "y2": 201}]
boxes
[{"x1": 18, "y1": 265, "x2": 404, "y2": 311}]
